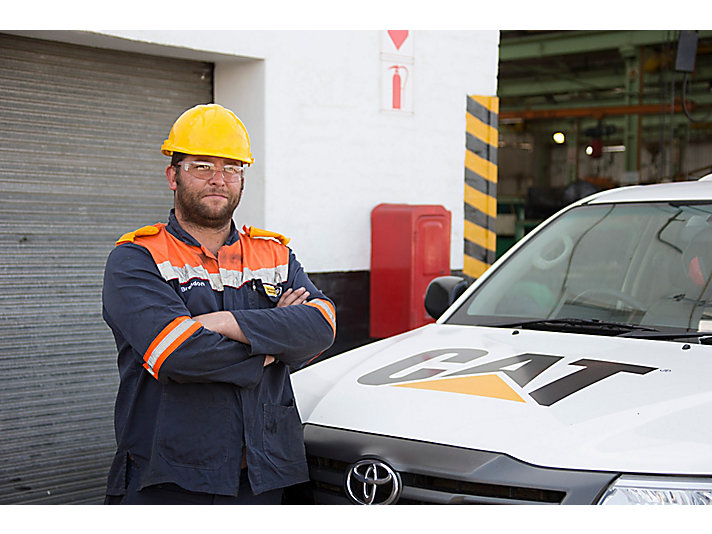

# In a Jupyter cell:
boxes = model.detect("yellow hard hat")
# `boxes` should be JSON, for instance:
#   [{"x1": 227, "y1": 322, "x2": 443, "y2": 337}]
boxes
[{"x1": 161, "y1": 103, "x2": 254, "y2": 165}]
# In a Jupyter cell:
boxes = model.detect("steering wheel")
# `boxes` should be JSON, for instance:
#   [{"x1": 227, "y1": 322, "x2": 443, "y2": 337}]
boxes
[
  {"x1": 570, "y1": 288, "x2": 646, "y2": 311},
  {"x1": 532, "y1": 234, "x2": 573, "y2": 270}
]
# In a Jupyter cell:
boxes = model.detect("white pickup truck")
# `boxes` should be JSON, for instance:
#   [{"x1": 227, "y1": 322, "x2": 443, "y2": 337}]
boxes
[{"x1": 291, "y1": 179, "x2": 712, "y2": 505}]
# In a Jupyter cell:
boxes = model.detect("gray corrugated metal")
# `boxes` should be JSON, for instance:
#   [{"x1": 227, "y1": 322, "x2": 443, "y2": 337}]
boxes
[{"x1": 0, "y1": 32, "x2": 213, "y2": 504}]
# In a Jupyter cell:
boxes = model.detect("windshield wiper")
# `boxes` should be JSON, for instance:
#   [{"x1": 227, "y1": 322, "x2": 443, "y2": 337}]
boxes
[
  {"x1": 618, "y1": 330, "x2": 712, "y2": 342},
  {"x1": 487, "y1": 318, "x2": 660, "y2": 335},
  {"x1": 489, "y1": 318, "x2": 712, "y2": 342}
]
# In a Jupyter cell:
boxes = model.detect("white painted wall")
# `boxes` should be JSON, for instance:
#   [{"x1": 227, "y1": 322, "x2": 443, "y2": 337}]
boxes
[{"x1": 45, "y1": 30, "x2": 500, "y2": 273}]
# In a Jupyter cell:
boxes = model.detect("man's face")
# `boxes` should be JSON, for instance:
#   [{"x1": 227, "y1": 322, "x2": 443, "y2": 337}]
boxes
[{"x1": 166, "y1": 155, "x2": 244, "y2": 229}]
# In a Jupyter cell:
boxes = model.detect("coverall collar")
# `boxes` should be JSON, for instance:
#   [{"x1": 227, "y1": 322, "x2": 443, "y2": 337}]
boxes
[{"x1": 165, "y1": 209, "x2": 240, "y2": 248}]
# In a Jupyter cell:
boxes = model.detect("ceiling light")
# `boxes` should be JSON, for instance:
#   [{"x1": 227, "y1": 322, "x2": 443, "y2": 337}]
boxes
[
  {"x1": 586, "y1": 139, "x2": 603, "y2": 158},
  {"x1": 552, "y1": 132, "x2": 565, "y2": 144}
]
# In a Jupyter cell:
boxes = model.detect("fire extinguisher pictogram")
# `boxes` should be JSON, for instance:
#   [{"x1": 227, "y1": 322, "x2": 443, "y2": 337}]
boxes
[{"x1": 389, "y1": 65, "x2": 408, "y2": 110}]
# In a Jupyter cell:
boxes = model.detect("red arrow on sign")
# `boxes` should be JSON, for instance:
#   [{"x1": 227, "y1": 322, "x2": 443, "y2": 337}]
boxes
[{"x1": 387, "y1": 30, "x2": 409, "y2": 51}]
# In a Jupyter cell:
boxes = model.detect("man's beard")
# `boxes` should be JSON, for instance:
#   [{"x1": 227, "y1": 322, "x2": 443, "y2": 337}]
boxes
[{"x1": 174, "y1": 172, "x2": 242, "y2": 229}]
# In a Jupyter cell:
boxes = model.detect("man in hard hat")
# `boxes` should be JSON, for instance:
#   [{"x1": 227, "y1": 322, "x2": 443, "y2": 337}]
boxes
[{"x1": 102, "y1": 104, "x2": 336, "y2": 504}]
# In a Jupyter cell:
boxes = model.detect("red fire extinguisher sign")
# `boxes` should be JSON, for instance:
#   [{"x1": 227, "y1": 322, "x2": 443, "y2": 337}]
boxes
[
  {"x1": 389, "y1": 65, "x2": 408, "y2": 110},
  {"x1": 381, "y1": 31, "x2": 413, "y2": 114}
]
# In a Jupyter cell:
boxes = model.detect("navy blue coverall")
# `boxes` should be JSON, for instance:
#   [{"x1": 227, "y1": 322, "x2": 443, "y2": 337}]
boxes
[{"x1": 102, "y1": 211, "x2": 335, "y2": 503}]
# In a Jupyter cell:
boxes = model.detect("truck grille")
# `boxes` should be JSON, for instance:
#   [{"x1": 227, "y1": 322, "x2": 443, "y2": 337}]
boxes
[
  {"x1": 306, "y1": 455, "x2": 565, "y2": 504},
  {"x1": 301, "y1": 425, "x2": 617, "y2": 505}
]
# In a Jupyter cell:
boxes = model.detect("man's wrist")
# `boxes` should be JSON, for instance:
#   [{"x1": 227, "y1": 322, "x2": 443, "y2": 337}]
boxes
[{"x1": 194, "y1": 311, "x2": 250, "y2": 345}]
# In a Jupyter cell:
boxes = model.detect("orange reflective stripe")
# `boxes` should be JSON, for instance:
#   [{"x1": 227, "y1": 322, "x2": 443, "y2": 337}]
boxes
[
  {"x1": 143, "y1": 316, "x2": 201, "y2": 378},
  {"x1": 151, "y1": 321, "x2": 201, "y2": 376},
  {"x1": 305, "y1": 299, "x2": 336, "y2": 336},
  {"x1": 144, "y1": 316, "x2": 185, "y2": 362}
]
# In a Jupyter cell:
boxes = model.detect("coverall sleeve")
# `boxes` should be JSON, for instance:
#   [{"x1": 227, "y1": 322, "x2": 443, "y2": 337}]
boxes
[
  {"x1": 231, "y1": 249, "x2": 336, "y2": 368},
  {"x1": 102, "y1": 243, "x2": 265, "y2": 387}
]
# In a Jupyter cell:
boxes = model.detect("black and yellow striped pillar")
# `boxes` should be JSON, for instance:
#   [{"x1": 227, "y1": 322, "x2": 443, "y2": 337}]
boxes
[{"x1": 464, "y1": 95, "x2": 499, "y2": 279}]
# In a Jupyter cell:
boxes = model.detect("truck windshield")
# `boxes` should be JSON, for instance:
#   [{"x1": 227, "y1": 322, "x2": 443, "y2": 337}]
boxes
[{"x1": 447, "y1": 202, "x2": 712, "y2": 336}]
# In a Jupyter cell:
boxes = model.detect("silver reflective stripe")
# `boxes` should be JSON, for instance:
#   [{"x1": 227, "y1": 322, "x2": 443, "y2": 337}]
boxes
[
  {"x1": 157, "y1": 260, "x2": 288, "y2": 291},
  {"x1": 236, "y1": 264, "x2": 288, "y2": 286},
  {"x1": 209, "y1": 272, "x2": 224, "y2": 292},
  {"x1": 157, "y1": 261, "x2": 214, "y2": 287},
  {"x1": 145, "y1": 318, "x2": 198, "y2": 371},
  {"x1": 309, "y1": 298, "x2": 336, "y2": 327},
  {"x1": 218, "y1": 268, "x2": 241, "y2": 289},
  {"x1": 220, "y1": 264, "x2": 288, "y2": 288}
]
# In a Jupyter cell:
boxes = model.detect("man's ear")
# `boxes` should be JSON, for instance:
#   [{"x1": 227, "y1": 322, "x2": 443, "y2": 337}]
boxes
[{"x1": 166, "y1": 165, "x2": 178, "y2": 191}]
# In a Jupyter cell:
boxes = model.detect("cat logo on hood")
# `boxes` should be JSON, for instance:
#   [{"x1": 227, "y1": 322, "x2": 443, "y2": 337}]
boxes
[{"x1": 357, "y1": 348, "x2": 656, "y2": 406}]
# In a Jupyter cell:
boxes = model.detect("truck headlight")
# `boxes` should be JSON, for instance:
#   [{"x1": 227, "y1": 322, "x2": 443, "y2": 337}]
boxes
[{"x1": 598, "y1": 475, "x2": 712, "y2": 505}]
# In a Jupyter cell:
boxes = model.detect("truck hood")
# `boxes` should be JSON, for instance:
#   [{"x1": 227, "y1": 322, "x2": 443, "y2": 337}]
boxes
[{"x1": 292, "y1": 324, "x2": 712, "y2": 475}]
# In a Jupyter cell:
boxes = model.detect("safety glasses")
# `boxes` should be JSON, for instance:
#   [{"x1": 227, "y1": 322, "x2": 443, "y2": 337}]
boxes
[{"x1": 177, "y1": 160, "x2": 245, "y2": 183}]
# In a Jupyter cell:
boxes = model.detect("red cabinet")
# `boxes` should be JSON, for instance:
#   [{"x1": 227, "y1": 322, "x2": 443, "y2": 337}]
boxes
[{"x1": 370, "y1": 204, "x2": 451, "y2": 338}]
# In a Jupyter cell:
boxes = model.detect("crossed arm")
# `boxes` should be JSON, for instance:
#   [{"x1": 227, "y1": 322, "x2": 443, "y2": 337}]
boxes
[
  {"x1": 104, "y1": 241, "x2": 335, "y2": 386},
  {"x1": 193, "y1": 287, "x2": 310, "y2": 367}
]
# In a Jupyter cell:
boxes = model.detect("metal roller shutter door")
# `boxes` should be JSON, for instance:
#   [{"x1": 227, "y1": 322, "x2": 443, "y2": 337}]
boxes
[{"x1": 0, "y1": 32, "x2": 213, "y2": 504}]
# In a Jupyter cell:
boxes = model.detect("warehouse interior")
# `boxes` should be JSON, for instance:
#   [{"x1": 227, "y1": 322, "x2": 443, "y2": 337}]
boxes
[{"x1": 495, "y1": 30, "x2": 712, "y2": 255}]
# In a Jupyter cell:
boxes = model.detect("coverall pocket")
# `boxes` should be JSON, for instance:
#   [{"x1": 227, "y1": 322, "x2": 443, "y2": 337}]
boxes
[
  {"x1": 252, "y1": 280, "x2": 282, "y2": 307},
  {"x1": 263, "y1": 403, "x2": 306, "y2": 467},
  {"x1": 156, "y1": 385, "x2": 230, "y2": 469}
]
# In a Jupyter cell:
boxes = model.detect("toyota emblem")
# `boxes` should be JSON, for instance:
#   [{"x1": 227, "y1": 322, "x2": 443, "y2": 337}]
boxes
[{"x1": 345, "y1": 459, "x2": 402, "y2": 505}]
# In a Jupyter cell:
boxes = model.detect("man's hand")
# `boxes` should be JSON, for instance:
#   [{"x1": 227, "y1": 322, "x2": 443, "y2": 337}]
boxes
[
  {"x1": 277, "y1": 287, "x2": 310, "y2": 307},
  {"x1": 193, "y1": 311, "x2": 249, "y2": 344}
]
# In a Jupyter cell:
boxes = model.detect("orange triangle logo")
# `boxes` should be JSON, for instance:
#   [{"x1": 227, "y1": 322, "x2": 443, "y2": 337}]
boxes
[{"x1": 395, "y1": 374, "x2": 526, "y2": 403}]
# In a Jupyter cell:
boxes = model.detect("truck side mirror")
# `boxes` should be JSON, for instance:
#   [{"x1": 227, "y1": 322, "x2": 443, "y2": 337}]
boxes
[{"x1": 425, "y1": 276, "x2": 469, "y2": 320}]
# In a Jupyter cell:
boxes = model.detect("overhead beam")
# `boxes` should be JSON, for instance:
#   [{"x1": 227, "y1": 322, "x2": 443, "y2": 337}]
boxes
[
  {"x1": 505, "y1": 115, "x2": 712, "y2": 135},
  {"x1": 499, "y1": 64, "x2": 712, "y2": 98},
  {"x1": 501, "y1": 91, "x2": 712, "y2": 114},
  {"x1": 500, "y1": 101, "x2": 689, "y2": 120},
  {"x1": 499, "y1": 110, "x2": 712, "y2": 141},
  {"x1": 499, "y1": 30, "x2": 712, "y2": 62},
  {"x1": 499, "y1": 72, "x2": 623, "y2": 98}
]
